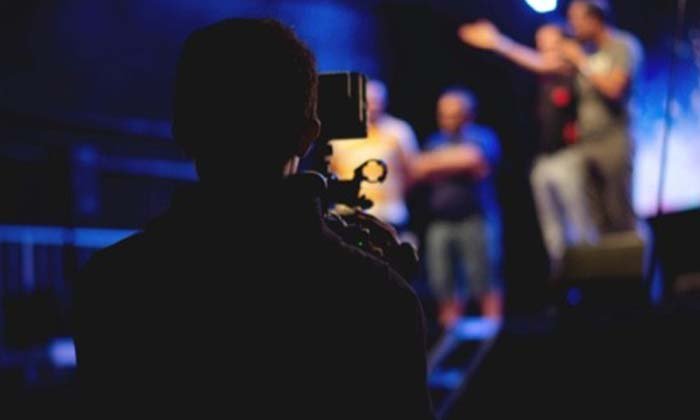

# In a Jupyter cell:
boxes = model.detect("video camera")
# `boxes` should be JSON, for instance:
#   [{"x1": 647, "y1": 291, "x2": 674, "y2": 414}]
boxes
[
  {"x1": 304, "y1": 72, "x2": 387, "y2": 210},
  {"x1": 300, "y1": 72, "x2": 418, "y2": 279}
]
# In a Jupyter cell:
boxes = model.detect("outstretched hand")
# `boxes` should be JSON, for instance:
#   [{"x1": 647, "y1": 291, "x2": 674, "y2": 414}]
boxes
[{"x1": 458, "y1": 20, "x2": 502, "y2": 50}]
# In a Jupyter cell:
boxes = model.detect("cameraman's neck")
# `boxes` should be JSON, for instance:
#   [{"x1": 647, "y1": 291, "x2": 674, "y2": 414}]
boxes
[{"x1": 195, "y1": 169, "x2": 285, "y2": 205}]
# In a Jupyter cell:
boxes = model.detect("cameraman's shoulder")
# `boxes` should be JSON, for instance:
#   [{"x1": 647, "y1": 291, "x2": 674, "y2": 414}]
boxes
[
  {"x1": 322, "y1": 228, "x2": 419, "y2": 303},
  {"x1": 79, "y1": 231, "x2": 149, "y2": 287}
]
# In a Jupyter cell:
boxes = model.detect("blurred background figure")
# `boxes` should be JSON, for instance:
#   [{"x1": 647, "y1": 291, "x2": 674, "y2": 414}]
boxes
[
  {"x1": 458, "y1": 20, "x2": 578, "y2": 152},
  {"x1": 459, "y1": 19, "x2": 593, "y2": 274},
  {"x1": 531, "y1": 24, "x2": 579, "y2": 154},
  {"x1": 413, "y1": 89, "x2": 502, "y2": 327},
  {"x1": 561, "y1": 0, "x2": 643, "y2": 234},
  {"x1": 330, "y1": 79, "x2": 419, "y2": 230},
  {"x1": 458, "y1": 0, "x2": 642, "y2": 274}
]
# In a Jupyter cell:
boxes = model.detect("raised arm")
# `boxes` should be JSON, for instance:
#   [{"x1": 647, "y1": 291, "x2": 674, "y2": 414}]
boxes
[{"x1": 458, "y1": 20, "x2": 565, "y2": 75}]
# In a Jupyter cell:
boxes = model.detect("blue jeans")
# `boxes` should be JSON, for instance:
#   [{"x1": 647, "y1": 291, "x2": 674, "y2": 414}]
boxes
[{"x1": 425, "y1": 215, "x2": 499, "y2": 302}]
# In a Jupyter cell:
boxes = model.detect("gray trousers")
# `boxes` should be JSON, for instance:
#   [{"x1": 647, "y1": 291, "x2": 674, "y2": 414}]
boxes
[
  {"x1": 531, "y1": 147, "x2": 597, "y2": 261},
  {"x1": 531, "y1": 131, "x2": 634, "y2": 261},
  {"x1": 425, "y1": 216, "x2": 498, "y2": 302},
  {"x1": 582, "y1": 129, "x2": 636, "y2": 233}
]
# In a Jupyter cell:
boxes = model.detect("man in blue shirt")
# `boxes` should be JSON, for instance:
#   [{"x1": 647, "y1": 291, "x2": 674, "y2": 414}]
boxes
[{"x1": 414, "y1": 88, "x2": 502, "y2": 327}]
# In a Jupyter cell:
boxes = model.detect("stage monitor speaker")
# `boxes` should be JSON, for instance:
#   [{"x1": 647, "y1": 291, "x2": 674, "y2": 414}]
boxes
[{"x1": 561, "y1": 230, "x2": 645, "y2": 284}]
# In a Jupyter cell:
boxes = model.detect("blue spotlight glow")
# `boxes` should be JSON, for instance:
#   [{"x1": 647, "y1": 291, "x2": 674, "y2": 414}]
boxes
[
  {"x1": 566, "y1": 288, "x2": 583, "y2": 306},
  {"x1": 49, "y1": 338, "x2": 77, "y2": 368},
  {"x1": 525, "y1": 0, "x2": 558, "y2": 13}
]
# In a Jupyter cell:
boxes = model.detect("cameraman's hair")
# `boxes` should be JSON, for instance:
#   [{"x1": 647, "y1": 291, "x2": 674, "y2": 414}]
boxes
[
  {"x1": 440, "y1": 87, "x2": 478, "y2": 115},
  {"x1": 575, "y1": 0, "x2": 611, "y2": 23},
  {"x1": 173, "y1": 18, "x2": 317, "y2": 166}
]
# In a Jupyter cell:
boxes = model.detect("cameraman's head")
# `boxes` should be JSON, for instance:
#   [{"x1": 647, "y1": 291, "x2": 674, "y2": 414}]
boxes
[
  {"x1": 173, "y1": 19, "x2": 320, "y2": 185},
  {"x1": 437, "y1": 88, "x2": 476, "y2": 136}
]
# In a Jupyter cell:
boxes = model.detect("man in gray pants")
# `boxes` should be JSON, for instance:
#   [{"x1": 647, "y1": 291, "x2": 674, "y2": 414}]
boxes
[
  {"x1": 535, "y1": 0, "x2": 643, "y2": 268},
  {"x1": 460, "y1": 1, "x2": 642, "y2": 274},
  {"x1": 562, "y1": 0, "x2": 642, "y2": 231}
]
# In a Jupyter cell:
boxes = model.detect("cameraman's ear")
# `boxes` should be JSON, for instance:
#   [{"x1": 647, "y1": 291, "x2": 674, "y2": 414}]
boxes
[{"x1": 297, "y1": 117, "x2": 321, "y2": 157}]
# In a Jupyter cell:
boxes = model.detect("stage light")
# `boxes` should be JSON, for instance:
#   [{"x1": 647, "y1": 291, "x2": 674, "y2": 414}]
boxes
[{"x1": 525, "y1": 0, "x2": 557, "y2": 13}]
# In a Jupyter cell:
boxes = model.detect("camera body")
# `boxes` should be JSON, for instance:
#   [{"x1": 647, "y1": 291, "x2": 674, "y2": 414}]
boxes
[
  {"x1": 303, "y1": 72, "x2": 387, "y2": 210},
  {"x1": 317, "y1": 72, "x2": 368, "y2": 141},
  {"x1": 299, "y1": 72, "x2": 418, "y2": 279}
]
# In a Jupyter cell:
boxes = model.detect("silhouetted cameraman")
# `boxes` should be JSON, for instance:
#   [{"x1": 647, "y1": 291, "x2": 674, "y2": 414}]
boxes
[{"x1": 74, "y1": 18, "x2": 433, "y2": 418}]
